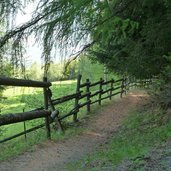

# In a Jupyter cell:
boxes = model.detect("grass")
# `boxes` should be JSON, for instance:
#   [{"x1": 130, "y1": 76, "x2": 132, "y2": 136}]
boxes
[
  {"x1": 67, "y1": 104, "x2": 171, "y2": 170},
  {"x1": 1, "y1": 80, "x2": 77, "y2": 114},
  {"x1": 0, "y1": 78, "x2": 120, "y2": 161},
  {"x1": 0, "y1": 80, "x2": 77, "y2": 140},
  {"x1": 0, "y1": 80, "x2": 78, "y2": 161}
]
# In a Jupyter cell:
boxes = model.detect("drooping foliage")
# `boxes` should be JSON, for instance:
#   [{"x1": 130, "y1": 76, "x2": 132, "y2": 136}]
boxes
[
  {"x1": 0, "y1": 0, "x2": 109, "y2": 69},
  {"x1": 0, "y1": 0, "x2": 171, "y2": 81}
]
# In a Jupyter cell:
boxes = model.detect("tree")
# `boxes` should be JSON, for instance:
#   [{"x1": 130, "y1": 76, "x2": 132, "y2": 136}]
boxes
[
  {"x1": 27, "y1": 62, "x2": 43, "y2": 81},
  {"x1": 89, "y1": 0, "x2": 171, "y2": 78},
  {"x1": 0, "y1": 0, "x2": 113, "y2": 70},
  {"x1": 0, "y1": 0, "x2": 170, "y2": 80}
]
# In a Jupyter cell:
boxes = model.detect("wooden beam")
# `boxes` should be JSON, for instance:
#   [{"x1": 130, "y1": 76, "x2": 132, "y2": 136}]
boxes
[
  {"x1": 90, "y1": 80, "x2": 104, "y2": 87},
  {"x1": 52, "y1": 92, "x2": 81, "y2": 105},
  {"x1": 43, "y1": 77, "x2": 51, "y2": 139},
  {"x1": 0, "y1": 77, "x2": 51, "y2": 88},
  {"x1": 90, "y1": 90, "x2": 102, "y2": 98},
  {"x1": 0, "y1": 110, "x2": 51, "y2": 126},
  {"x1": 114, "y1": 78, "x2": 124, "y2": 83},
  {"x1": 102, "y1": 80, "x2": 113, "y2": 85}
]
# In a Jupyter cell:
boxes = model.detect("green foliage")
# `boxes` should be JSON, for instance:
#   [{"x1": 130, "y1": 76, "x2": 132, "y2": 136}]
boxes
[
  {"x1": 77, "y1": 56, "x2": 119, "y2": 82},
  {"x1": 26, "y1": 61, "x2": 76, "y2": 81},
  {"x1": 0, "y1": 60, "x2": 13, "y2": 102},
  {"x1": 63, "y1": 60, "x2": 78, "y2": 80},
  {"x1": 24, "y1": 56, "x2": 118, "y2": 82},
  {"x1": 151, "y1": 53, "x2": 171, "y2": 109},
  {"x1": 26, "y1": 62, "x2": 43, "y2": 81},
  {"x1": 0, "y1": 0, "x2": 170, "y2": 82},
  {"x1": 89, "y1": 0, "x2": 171, "y2": 79},
  {"x1": 84, "y1": 0, "x2": 171, "y2": 108}
]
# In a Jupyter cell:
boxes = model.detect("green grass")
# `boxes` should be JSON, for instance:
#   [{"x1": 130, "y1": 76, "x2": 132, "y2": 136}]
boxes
[
  {"x1": 0, "y1": 80, "x2": 77, "y2": 138},
  {"x1": 67, "y1": 106, "x2": 171, "y2": 171},
  {"x1": 0, "y1": 78, "x2": 121, "y2": 161},
  {"x1": 1, "y1": 80, "x2": 77, "y2": 114},
  {"x1": 0, "y1": 80, "x2": 78, "y2": 160}
]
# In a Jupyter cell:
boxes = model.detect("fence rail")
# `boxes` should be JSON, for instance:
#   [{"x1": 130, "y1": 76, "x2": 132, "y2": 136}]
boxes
[
  {"x1": 0, "y1": 75, "x2": 151, "y2": 143},
  {"x1": 0, "y1": 110, "x2": 51, "y2": 126},
  {"x1": 0, "y1": 77, "x2": 51, "y2": 87}
]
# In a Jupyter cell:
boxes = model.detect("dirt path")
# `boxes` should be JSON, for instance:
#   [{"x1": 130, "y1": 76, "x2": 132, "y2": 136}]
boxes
[{"x1": 0, "y1": 91, "x2": 147, "y2": 171}]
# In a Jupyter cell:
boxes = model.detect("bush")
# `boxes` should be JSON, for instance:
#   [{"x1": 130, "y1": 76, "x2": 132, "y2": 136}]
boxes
[{"x1": 152, "y1": 54, "x2": 171, "y2": 109}]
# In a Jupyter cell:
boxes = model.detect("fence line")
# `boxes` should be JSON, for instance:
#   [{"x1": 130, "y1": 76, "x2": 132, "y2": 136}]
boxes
[{"x1": 0, "y1": 75, "x2": 151, "y2": 143}]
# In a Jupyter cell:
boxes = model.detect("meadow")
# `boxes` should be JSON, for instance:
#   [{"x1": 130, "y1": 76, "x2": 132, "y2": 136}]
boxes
[{"x1": 0, "y1": 80, "x2": 76, "y2": 136}]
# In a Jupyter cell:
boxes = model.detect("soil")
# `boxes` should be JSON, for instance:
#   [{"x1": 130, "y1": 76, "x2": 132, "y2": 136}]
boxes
[{"x1": 0, "y1": 91, "x2": 147, "y2": 171}]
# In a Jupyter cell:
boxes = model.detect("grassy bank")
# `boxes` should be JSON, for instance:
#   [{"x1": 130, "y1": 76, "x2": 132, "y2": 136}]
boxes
[{"x1": 68, "y1": 103, "x2": 171, "y2": 170}]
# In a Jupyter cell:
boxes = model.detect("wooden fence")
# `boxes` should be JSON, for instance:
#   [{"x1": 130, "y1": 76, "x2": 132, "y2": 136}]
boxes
[
  {"x1": 0, "y1": 75, "x2": 151, "y2": 143},
  {"x1": 0, "y1": 77, "x2": 53, "y2": 143}
]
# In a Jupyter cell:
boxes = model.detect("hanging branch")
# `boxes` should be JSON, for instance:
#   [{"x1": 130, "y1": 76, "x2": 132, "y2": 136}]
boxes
[
  {"x1": 64, "y1": 41, "x2": 96, "y2": 72},
  {"x1": 0, "y1": 14, "x2": 46, "y2": 48},
  {"x1": 0, "y1": 0, "x2": 135, "y2": 67}
]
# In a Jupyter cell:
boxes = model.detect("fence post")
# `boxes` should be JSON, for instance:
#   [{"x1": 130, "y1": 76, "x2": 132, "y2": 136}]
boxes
[
  {"x1": 86, "y1": 79, "x2": 91, "y2": 112},
  {"x1": 124, "y1": 77, "x2": 127, "y2": 95},
  {"x1": 43, "y1": 77, "x2": 51, "y2": 139},
  {"x1": 147, "y1": 78, "x2": 151, "y2": 88},
  {"x1": 73, "y1": 74, "x2": 81, "y2": 122},
  {"x1": 109, "y1": 79, "x2": 114, "y2": 100},
  {"x1": 23, "y1": 108, "x2": 27, "y2": 142},
  {"x1": 99, "y1": 78, "x2": 103, "y2": 105},
  {"x1": 120, "y1": 77, "x2": 124, "y2": 98},
  {"x1": 126, "y1": 77, "x2": 130, "y2": 91},
  {"x1": 47, "y1": 88, "x2": 64, "y2": 133}
]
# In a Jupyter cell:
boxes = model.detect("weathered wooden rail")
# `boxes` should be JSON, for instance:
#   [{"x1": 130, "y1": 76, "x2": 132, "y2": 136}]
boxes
[
  {"x1": 0, "y1": 77, "x2": 51, "y2": 87},
  {"x1": 0, "y1": 75, "x2": 151, "y2": 143},
  {"x1": 0, "y1": 110, "x2": 51, "y2": 126}
]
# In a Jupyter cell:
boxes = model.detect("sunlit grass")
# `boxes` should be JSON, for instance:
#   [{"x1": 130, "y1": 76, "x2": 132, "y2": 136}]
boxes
[
  {"x1": 3, "y1": 87, "x2": 41, "y2": 97},
  {"x1": 0, "y1": 78, "x2": 121, "y2": 161},
  {"x1": 52, "y1": 79, "x2": 76, "y2": 85},
  {"x1": 0, "y1": 80, "x2": 77, "y2": 161}
]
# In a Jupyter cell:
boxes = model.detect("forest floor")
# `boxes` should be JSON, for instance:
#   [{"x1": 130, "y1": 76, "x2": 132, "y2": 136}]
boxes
[{"x1": 1, "y1": 90, "x2": 168, "y2": 171}]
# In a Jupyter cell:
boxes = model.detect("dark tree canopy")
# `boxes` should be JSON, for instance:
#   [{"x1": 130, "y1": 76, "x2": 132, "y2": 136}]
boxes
[{"x1": 89, "y1": 0, "x2": 171, "y2": 79}]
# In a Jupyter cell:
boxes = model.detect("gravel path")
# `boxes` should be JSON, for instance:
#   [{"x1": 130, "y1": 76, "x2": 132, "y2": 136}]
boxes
[{"x1": 0, "y1": 91, "x2": 146, "y2": 171}]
